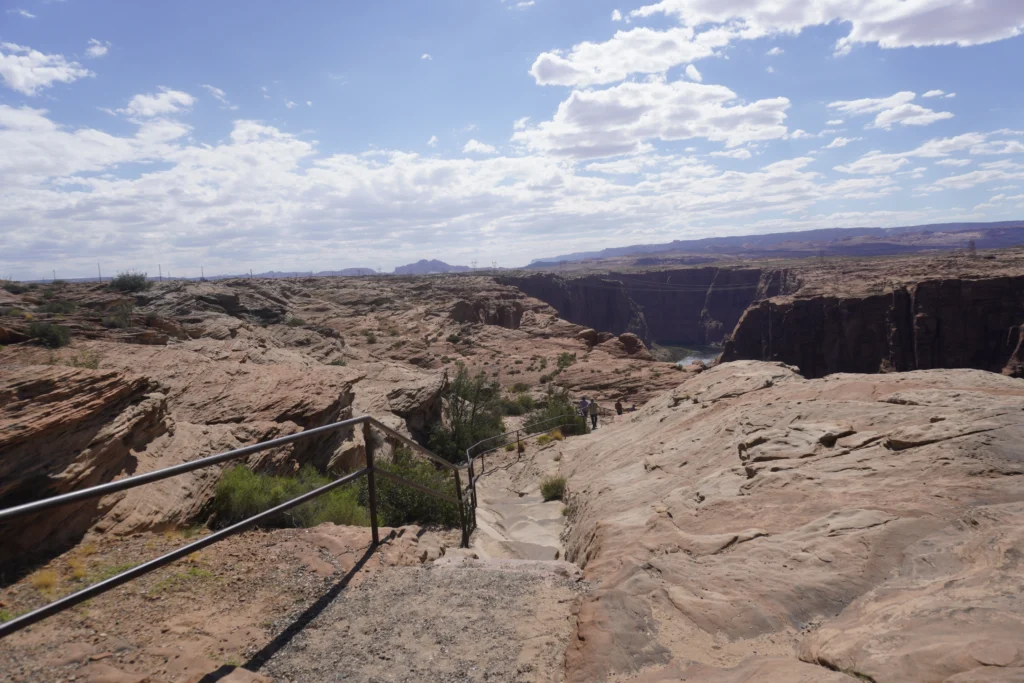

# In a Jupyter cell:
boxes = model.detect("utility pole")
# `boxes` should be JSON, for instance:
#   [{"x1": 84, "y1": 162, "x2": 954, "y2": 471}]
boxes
[
  {"x1": 52, "y1": 270, "x2": 56, "y2": 283},
  {"x1": 159, "y1": 264, "x2": 162, "y2": 282},
  {"x1": 250, "y1": 269, "x2": 253, "y2": 279},
  {"x1": 201, "y1": 266, "x2": 205, "y2": 281},
  {"x1": 97, "y1": 263, "x2": 102, "y2": 283}
]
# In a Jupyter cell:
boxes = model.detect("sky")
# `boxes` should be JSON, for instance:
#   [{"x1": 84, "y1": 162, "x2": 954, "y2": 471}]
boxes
[{"x1": 2, "y1": 1, "x2": 1024, "y2": 279}]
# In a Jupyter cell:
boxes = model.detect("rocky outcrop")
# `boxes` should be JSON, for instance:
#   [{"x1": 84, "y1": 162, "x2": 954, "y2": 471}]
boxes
[
  {"x1": 450, "y1": 299, "x2": 527, "y2": 329},
  {"x1": 554, "y1": 361, "x2": 1024, "y2": 682},
  {"x1": 722, "y1": 275, "x2": 1024, "y2": 378},
  {"x1": 0, "y1": 366, "x2": 167, "y2": 566}
]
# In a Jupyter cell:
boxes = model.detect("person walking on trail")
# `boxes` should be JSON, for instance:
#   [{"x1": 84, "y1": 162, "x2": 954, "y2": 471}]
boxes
[
  {"x1": 589, "y1": 399, "x2": 600, "y2": 429},
  {"x1": 615, "y1": 399, "x2": 624, "y2": 416},
  {"x1": 578, "y1": 397, "x2": 589, "y2": 419}
]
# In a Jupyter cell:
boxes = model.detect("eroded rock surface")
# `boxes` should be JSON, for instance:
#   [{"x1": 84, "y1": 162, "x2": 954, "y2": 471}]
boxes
[{"x1": 554, "y1": 361, "x2": 1024, "y2": 682}]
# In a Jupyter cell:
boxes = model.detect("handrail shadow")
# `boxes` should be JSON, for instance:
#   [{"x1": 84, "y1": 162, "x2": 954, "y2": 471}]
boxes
[{"x1": 199, "y1": 542, "x2": 379, "y2": 681}]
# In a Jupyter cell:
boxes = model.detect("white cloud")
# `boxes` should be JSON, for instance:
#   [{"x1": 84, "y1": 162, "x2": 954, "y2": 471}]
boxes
[
  {"x1": 285, "y1": 100, "x2": 297, "y2": 109},
  {"x1": 201, "y1": 84, "x2": 239, "y2": 111},
  {"x1": 307, "y1": 101, "x2": 313, "y2": 107},
  {"x1": 766, "y1": 47, "x2": 783, "y2": 56},
  {"x1": 710, "y1": 147, "x2": 751, "y2": 159},
  {"x1": 922, "y1": 89, "x2": 945, "y2": 98},
  {"x1": 530, "y1": 1, "x2": 1024, "y2": 88},
  {"x1": 530, "y1": 25, "x2": 736, "y2": 86},
  {"x1": 765, "y1": 66, "x2": 775, "y2": 73},
  {"x1": 835, "y1": 151, "x2": 909, "y2": 175},
  {"x1": 935, "y1": 158, "x2": 971, "y2": 167},
  {"x1": 612, "y1": 9, "x2": 623, "y2": 21},
  {"x1": 944, "y1": 92, "x2": 957, "y2": 98},
  {"x1": 970, "y1": 140, "x2": 1024, "y2": 155},
  {"x1": 513, "y1": 116, "x2": 530, "y2": 131},
  {"x1": 516, "y1": 0, "x2": 535, "y2": 7},
  {"x1": 421, "y1": 53, "x2": 433, "y2": 61},
  {"x1": 463, "y1": 139, "x2": 498, "y2": 155},
  {"x1": 512, "y1": 79, "x2": 789, "y2": 158},
  {"x1": 837, "y1": 131, "x2": 1022, "y2": 176},
  {"x1": 118, "y1": 88, "x2": 195, "y2": 118},
  {"x1": 85, "y1": 39, "x2": 111, "y2": 59},
  {"x1": 7, "y1": 9, "x2": 36, "y2": 19},
  {"x1": 825, "y1": 136, "x2": 860, "y2": 149},
  {"x1": 684, "y1": 64, "x2": 702, "y2": 82},
  {"x1": 826, "y1": 119, "x2": 844, "y2": 126},
  {"x1": 427, "y1": 135, "x2": 438, "y2": 147},
  {"x1": 0, "y1": 43, "x2": 93, "y2": 96},
  {"x1": 828, "y1": 91, "x2": 953, "y2": 130},
  {"x1": 261, "y1": 85, "x2": 270, "y2": 99}
]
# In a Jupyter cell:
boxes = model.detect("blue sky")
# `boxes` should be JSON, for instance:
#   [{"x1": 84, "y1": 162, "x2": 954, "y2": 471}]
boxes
[{"x1": 2, "y1": 0, "x2": 1024, "y2": 278}]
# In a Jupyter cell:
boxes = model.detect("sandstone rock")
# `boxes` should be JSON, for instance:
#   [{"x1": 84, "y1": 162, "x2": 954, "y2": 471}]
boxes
[
  {"x1": 386, "y1": 373, "x2": 445, "y2": 443},
  {"x1": 557, "y1": 361, "x2": 1024, "y2": 682}
]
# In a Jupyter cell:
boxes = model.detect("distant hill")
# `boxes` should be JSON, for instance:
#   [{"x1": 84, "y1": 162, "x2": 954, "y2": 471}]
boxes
[
  {"x1": 393, "y1": 259, "x2": 471, "y2": 275},
  {"x1": 529, "y1": 221, "x2": 1024, "y2": 266}
]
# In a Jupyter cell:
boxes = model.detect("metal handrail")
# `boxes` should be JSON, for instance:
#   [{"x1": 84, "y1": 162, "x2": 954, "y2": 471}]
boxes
[{"x1": 0, "y1": 415, "x2": 469, "y2": 640}]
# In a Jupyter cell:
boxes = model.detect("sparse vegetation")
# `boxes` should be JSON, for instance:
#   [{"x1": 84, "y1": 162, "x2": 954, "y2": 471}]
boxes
[
  {"x1": 28, "y1": 322, "x2": 72, "y2": 348},
  {"x1": 149, "y1": 566, "x2": 215, "y2": 596},
  {"x1": 539, "y1": 374, "x2": 552, "y2": 384},
  {"x1": 511, "y1": 382, "x2": 531, "y2": 393},
  {"x1": 500, "y1": 392, "x2": 535, "y2": 416},
  {"x1": 286, "y1": 317, "x2": 306, "y2": 327},
  {"x1": 363, "y1": 330, "x2": 378, "y2": 344},
  {"x1": 109, "y1": 271, "x2": 151, "y2": 293},
  {"x1": 67, "y1": 351, "x2": 101, "y2": 369},
  {"x1": 2, "y1": 281, "x2": 29, "y2": 294},
  {"x1": 211, "y1": 465, "x2": 369, "y2": 529},
  {"x1": 328, "y1": 358, "x2": 347, "y2": 366},
  {"x1": 29, "y1": 569, "x2": 59, "y2": 593},
  {"x1": 102, "y1": 301, "x2": 134, "y2": 329},
  {"x1": 524, "y1": 385, "x2": 587, "y2": 436},
  {"x1": 538, "y1": 358, "x2": 548, "y2": 370},
  {"x1": 540, "y1": 475, "x2": 566, "y2": 501},
  {"x1": 557, "y1": 352, "x2": 577, "y2": 371},
  {"x1": 505, "y1": 443, "x2": 516, "y2": 452},
  {"x1": 38, "y1": 300, "x2": 76, "y2": 314},
  {"x1": 447, "y1": 334, "x2": 461, "y2": 344}
]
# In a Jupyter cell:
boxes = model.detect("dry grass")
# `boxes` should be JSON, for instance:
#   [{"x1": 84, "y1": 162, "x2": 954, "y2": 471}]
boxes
[
  {"x1": 550, "y1": 429, "x2": 564, "y2": 441},
  {"x1": 29, "y1": 569, "x2": 59, "y2": 593},
  {"x1": 67, "y1": 557, "x2": 88, "y2": 580}
]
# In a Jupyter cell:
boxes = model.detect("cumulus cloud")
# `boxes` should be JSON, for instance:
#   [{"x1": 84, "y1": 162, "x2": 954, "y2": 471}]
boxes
[
  {"x1": 85, "y1": 39, "x2": 111, "y2": 59},
  {"x1": 7, "y1": 8, "x2": 35, "y2": 19},
  {"x1": 685, "y1": 64, "x2": 702, "y2": 82},
  {"x1": 512, "y1": 79, "x2": 790, "y2": 158},
  {"x1": 201, "y1": 84, "x2": 238, "y2": 110},
  {"x1": 118, "y1": 88, "x2": 195, "y2": 118},
  {"x1": 427, "y1": 135, "x2": 438, "y2": 147},
  {"x1": 529, "y1": 0, "x2": 1024, "y2": 87},
  {"x1": 828, "y1": 91, "x2": 953, "y2": 130},
  {"x1": 935, "y1": 158, "x2": 971, "y2": 167},
  {"x1": 463, "y1": 139, "x2": 498, "y2": 155},
  {"x1": 421, "y1": 53, "x2": 433, "y2": 61},
  {"x1": 710, "y1": 148, "x2": 751, "y2": 160},
  {"x1": 0, "y1": 43, "x2": 93, "y2": 96},
  {"x1": 826, "y1": 119, "x2": 844, "y2": 126},
  {"x1": 285, "y1": 100, "x2": 297, "y2": 109},
  {"x1": 836, "y1": 132, "x2": 1022, "y2": 175},
  {"x1": 612, "y1": 9, "x2": 623, "y2": 21},
  {"x1": 922, "y1": 89, "x2": 945, "y2": 98},
  {"x1": 766, "y1": 47, "x2": 783, "y2": 56},
  {"x1": 513, "y1": 116, "x2": 530, "y2": 131}
]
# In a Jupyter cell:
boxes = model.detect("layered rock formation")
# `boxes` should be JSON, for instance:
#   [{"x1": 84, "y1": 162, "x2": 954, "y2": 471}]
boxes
[
  {"x1": 553, "y1": 361, "x2": 1024, "y2": 682},
  {"x1": 722, "y1": 275, "x2": 1024, "y2": 378}
]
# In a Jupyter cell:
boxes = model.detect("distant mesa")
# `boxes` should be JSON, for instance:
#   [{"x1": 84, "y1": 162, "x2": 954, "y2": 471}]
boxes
[
  {"x1": 393, "y1": 259, "x2": 471, "y2": 275},
  {"x1": 529, "y1": 220, "x2": 1024, "y2": 266}
]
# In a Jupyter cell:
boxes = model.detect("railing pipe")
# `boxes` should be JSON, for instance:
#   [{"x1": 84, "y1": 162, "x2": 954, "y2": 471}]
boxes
[
  {"x1": 0, "y1": 467, "x2": 369, "y2": 640},
  {"x1": 363, "y1": 422, "x2": 380, "y2": 546}
]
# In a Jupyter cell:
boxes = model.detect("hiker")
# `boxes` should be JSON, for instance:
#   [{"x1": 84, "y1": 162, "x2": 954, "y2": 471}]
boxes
[
  {"x1": 589, "y1": 399, "x2": 599, "y2": 429},
  {"x1": 615, "y1": 399, "x2": 624, "y2": 416},
  {"x1": 578, "y1": 396, "x2": 589, "y2": 418},
  {"x1": 630, "y1": 403, "x2": 637, "y2": 412}
]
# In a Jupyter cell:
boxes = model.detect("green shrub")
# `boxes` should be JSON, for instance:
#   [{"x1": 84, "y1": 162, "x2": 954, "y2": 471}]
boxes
[
  {"x1": 28, "y1": 322, "x2": 71, "y2": 348},
  {"x1": 362, "y1": 448, "x2": 461, "y2": 527},
  {"x1": 39, "y1": 300, "x2": 76, "y2": 314},
  {"x1": 286, "y1": 317, "x2": 306, "y2": 327},
  {"x1": 536, "y1": 434, "x2": 553, "y2": 446},
  {"x1": 504, "y1": 443, "x2": 516, "y2": 452},
  {"x1": 517, "y1": 394, "x2": 535, "y2": 411},
  {"x1": 211, "y1": 465, "x2": 368, "y2": 529},
  {"x1": 557, "y1": 352, "x2": 577, "y2": 371},
  {"x1": 501, "y1": 397, "x2": 527, "y2": 416},
  {"x1": 328, "y1": 358, "x2": 347, "y2": 366},
  {"x1": 109, "y1": 271, "x2": 150, "y2": 293},
  {"x1": 524, "y1": 385, "x2": 587, "y2": 436},
  {"x1": 538, "y1": 358, "x2": 548, "y2": 370},
  {"x1": 0, "y1": 307, "x2": 22, "y2": 317},
  {"x1": 102, "y1": 301, "x2": 133, "y2": 328},
  {"x1": 539, "y1": 374, "x2": 552, "y2": 384},
  {"x1": 447, "y1": 334, "x2": 460, "y2": 344},
  {"x1": 540, "y1": 475, "x2": 566, "y2": 501},
  {"x1": 428, "y1": 362, "x2": 505, "y2": 464},
  {"x1": 511, "y1": 382, "x2": 531, "y2": 393},
  {"x1": 363, "y1": 330, "x2": 378, "y2": 344},
  {"x1": 2, "y1": 281, "x2": 28, "y2": 295}
]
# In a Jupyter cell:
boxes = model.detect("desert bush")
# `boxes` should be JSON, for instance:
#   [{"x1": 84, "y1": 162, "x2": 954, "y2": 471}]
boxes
[
  {"x1": 67, "y1": 351, "x2": 100, "y2": 369},
  {"x1": 28, "y1": 322, "x2": 71, "y2": 348},
  {"x1": 102, "y1": 301, "x2": 134, "y2": 328},
  {"x1": 429, "y1": 362, "x2": 505, "y2": 463},
  {"x1": 504, "y1": 443, "x2": 516, "y2": 452},
  {"x1": 2, "y1": 281, "x2": 28, "y2": 294},
  {"x1": 539, "y1": 374, "x2": 552, "y2": 384},
  {"x1": 540, "y1": 475, "x2": 566, "y2": 501},
  {"x1": 536, "y1": 434, "x2": 553, "y2": 446},
  {"x1": 109, "y1": 271, "x2": 150, "y2": 293},
  {"x1": 524, "y1": 385, "x2": 586, "y2": 436},
  {"x1": 557, "y1": 352, "x2": 577, "y2": 371},
  {"x1": 446, "y1": 334, "x2": 460, "y2": 344},
  {"x1": 550, "y1": 429, "x2": 564, "y2": 441},
  {"x1": 363, "y1": 330, "x2": 378, "y2": 344},
  {"x1": 0, "y1": 307, "x2": 22, "y2": 317},
  {"x1": 210, "y1": 465, "x2": 368, "y2": 529},
  {"x1": 511, "y1": 382, "x2": 531, "y2": 393},
  {"x1": 39, "y1": 300, "x2": 76, "y2": 314},
  {"x1": 361, "y1": 448, "x2": 461, "y2": 527},
  {"x1": 29, "y1": 569, "x2": 59, "y2": 592},
  {"x1": 328, "y1": 358, "x2": 347, "y2": 366},
  {"x1": 286, "y1": 317, "x2": 306, "y2": 327}
]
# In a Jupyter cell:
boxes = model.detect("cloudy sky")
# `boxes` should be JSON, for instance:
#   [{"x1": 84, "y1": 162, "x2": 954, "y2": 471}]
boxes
[{"x1": 2, "y1": 0, "x2": 1024, "y2": 278}]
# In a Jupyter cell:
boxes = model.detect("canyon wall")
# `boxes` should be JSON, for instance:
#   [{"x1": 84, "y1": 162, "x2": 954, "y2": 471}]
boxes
[
  {"x1": 721, "y1": 275, "x2": 1024, "y2": 378},
  {"x1": 500, "y1": 268, "x2": 796, "y2": 346}
]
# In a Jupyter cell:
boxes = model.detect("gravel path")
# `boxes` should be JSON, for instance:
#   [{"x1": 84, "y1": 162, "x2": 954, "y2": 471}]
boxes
[{"x1": 260, "y1": 562, "x2": 586, "y2": 683}]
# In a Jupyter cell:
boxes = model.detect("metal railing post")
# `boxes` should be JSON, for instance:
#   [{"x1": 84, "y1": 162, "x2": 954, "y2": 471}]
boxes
[
  {"x1": 363, "y1": 422, "x2": 380, "y2": 546},
  {"x1": 453, "y1": 468, "x2": 469, "y2": 548}
]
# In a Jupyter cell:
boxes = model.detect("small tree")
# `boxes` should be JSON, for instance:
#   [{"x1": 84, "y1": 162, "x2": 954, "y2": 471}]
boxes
[
  {"x1": 429, "y1": 362, "x2": 505, "y2": 463},
  {"x1": 524, "y1": 384, "x2": 586, "y2": 436},
  {"x1": 109, "y1": 271, "x2": 150, "y2": 293}
]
